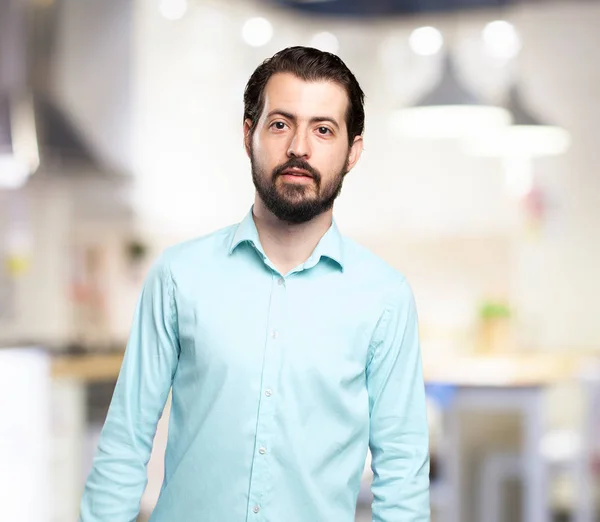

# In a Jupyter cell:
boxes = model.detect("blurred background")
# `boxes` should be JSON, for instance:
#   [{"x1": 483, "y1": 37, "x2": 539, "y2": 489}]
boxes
[{"x1": 1, "y1": 0, "x2": 599, "y2": 521}]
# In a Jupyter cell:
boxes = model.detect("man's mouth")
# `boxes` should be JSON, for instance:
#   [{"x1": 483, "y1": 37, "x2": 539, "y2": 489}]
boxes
[{"x1": 281, "y1": 167, "x2": 312, "y2": 178}]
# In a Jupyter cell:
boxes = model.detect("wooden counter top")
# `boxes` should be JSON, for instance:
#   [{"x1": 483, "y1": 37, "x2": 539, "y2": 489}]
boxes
[
  {"x1": 51, "y1": 350, "x2": 598, "y2": 387},
  {"x1": 51, "y1": 352, "x2": 124, "y2": 382},
  {"x1": 423, "y1": 353, "x2": 595, "y2": 387}
]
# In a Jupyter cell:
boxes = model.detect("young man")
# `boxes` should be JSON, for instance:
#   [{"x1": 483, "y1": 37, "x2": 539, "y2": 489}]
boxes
[{"x1": 80, "y1": 46, "x2": 430, "y2": 521}]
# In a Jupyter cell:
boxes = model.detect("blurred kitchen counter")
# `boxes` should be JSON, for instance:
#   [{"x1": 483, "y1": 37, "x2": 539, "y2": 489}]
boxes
[
  {"x1": 50, "y1": 349, "x2": 597, "y2": 385},
  {"x1": 51, "y1": 351, "x2": 124, "y2": 382},
  {"x1": 423, "y1": 352, "x2": 597, "y2": 387}
]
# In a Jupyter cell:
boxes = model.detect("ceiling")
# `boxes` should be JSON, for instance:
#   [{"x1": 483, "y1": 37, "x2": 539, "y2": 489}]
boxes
[{"x1": 267, "y1": 0, "x2": 513, "y2": 17}]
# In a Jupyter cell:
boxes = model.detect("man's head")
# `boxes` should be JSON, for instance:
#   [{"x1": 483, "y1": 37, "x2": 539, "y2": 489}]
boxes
[{"x1": 243, "y1": 46, "x2": 365, "y2": 224}]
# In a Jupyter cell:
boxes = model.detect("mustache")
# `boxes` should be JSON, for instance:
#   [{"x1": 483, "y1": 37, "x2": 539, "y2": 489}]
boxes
[{"x1": 273, "y1": 158, "x2": 320, "y2": 181}]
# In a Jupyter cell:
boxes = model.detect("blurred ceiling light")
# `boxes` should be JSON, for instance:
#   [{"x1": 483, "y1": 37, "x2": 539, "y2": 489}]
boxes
[
  {"x1": 465, "y1": 85, "x2": 571, "y2": 157},
  {"x1": 242, "y1": 17, "x2": 273, "y2": 47},
  {"x1": 309, "y1": 31, "x2": 339, "y2": 54},
  {"x1": 0, "y1": 155, "x2": 30, "y2": 190},
  {"x1": 0, "y1": 94, "x2": 39, "y2": 190},
  {"x1": 391, "y1": 55, "x2": 512, "y2": 139},
  {"x1": 159, "y1": 0, "x2": 188, "y2": 21},
  {"x1": 409, "y1": 26, "x2": 444, "y2": 56},
  {"x1": 482, "y1": 20, "x2": 522, "y2": 60},
  {"x1": 465, "y1": 85, "x2": 570, "y2": 198}
]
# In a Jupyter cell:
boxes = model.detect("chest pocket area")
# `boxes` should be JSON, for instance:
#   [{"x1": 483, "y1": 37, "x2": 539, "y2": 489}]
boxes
[{"x1": 284, "y1": 300, "x2": 371, "y2": 387}]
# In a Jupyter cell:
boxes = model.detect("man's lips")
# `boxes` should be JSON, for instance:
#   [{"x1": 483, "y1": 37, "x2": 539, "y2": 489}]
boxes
[{"x1": 281, "y1": 167, "x2": 313, "y2": 178}]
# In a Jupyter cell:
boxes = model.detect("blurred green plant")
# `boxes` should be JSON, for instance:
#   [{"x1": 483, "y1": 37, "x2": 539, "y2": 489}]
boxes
[
  {"x1": 479, "y1": 301, "x2": 511, "y2": 320},
  {"x1": 125, "y1": 239, "x2": 148, "y2": 264}
]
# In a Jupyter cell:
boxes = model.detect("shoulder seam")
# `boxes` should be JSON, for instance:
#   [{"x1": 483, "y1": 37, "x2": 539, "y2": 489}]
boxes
[
  {"x1": 162, "y1": 257, "x2": 179, "y2": 342},
  {"x1": 366, "y1": 278, "x2": 409, "y2": 366}
]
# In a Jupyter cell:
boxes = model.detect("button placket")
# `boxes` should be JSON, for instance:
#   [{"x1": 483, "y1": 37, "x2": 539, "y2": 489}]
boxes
[{"x1": 246, "y1": 273, "x2": 287, "y2": 519}]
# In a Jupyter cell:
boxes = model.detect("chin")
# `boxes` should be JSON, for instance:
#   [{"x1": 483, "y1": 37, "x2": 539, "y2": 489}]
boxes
[{"x1": 281, "y1": 193, "x2": 318, "y2": 206}]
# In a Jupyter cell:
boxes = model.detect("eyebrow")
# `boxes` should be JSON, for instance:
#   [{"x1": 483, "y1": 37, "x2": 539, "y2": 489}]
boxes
[{"x1": 266, "y1": 109, "x2": 340, "y2": 130}]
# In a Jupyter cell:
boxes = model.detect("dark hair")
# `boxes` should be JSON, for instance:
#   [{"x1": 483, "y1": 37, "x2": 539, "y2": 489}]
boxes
[{"x1": 244, "y1": 46, "x2": 365, "y2": 145}]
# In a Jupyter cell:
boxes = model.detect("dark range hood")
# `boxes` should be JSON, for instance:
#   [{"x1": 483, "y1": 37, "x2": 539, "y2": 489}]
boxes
[{"x1": 0, "y1": 0, "x2": 107, "y2": 189}]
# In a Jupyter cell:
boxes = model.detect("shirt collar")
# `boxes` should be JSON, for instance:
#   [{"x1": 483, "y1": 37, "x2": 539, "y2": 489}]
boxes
[{"x1": 229, "y1": 207, "x2": 344, "y2": 272}]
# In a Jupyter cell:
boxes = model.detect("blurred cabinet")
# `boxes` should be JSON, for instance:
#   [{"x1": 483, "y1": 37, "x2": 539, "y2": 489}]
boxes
[
  {"x1": 0, "y1": 347, "x2": 51, "y2": 522},
  {"x1": 50, "y1": 378, "x2": 86, "y2": 522}
]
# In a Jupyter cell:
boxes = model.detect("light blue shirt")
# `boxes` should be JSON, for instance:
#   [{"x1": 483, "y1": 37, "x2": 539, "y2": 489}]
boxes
[{"x1": 80, "y1": 208, "x2": 430, "y2": 522}]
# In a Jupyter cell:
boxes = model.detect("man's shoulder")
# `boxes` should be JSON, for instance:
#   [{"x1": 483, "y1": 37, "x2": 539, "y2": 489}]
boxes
[
  {"x1": 156, "y1": 223, "x2": 238, "y2": 271},
  {"x1": 340, "y1": 235, "x2": 407, "y2": 289},
  {"x1": 340, "y1": 236, "x2": 416, "y2": 312}
]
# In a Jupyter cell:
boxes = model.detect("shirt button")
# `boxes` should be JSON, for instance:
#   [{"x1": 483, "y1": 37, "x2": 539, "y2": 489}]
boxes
[
  {"x1": 259, "y1": 447, "x2": 267, "y2": 455},
  {"x1": 265, "y1": 389, "x2": 272, "y2": 397},
  {"x1": 278, "y1": 277, "x2": 285, "y2": 286},
  {"x1": 271, "y1": 330, "x2": 278, "y2": 339},
  {"x1": 253, "y1": 505, "x2": 260, "y2": 514}
]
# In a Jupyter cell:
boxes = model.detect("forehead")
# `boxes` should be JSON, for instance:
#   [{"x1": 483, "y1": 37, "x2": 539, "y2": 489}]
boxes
[{"x1": 261, "y1": 72, "x2": 348, "y2": 124}]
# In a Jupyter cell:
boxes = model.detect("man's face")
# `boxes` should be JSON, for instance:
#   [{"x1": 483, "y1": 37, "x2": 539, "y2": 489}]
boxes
[{"x1": 245, "y1": 73, "x2": 363, "y2": 224}]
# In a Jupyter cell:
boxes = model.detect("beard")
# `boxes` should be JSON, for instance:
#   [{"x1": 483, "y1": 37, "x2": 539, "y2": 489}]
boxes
[{"x1": 250, "y1": 148, "x2": 349, "y2": 225}]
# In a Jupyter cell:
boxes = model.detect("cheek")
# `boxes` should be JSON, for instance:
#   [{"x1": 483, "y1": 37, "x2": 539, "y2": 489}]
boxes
[
  {"x1": 316, "y1": 145, "x2": 349, "y2": 173},
  {"x1": 256, "y1": 135, "x2": 288, "y2": 165},
  {"x1": 251, "y1": 147, "x2": 278, "y2": 177}
]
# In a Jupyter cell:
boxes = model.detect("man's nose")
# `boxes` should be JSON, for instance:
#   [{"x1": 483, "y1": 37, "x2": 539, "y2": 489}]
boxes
[{"x1": 287, "y1": 129, "x2": 311, "y2": 159}]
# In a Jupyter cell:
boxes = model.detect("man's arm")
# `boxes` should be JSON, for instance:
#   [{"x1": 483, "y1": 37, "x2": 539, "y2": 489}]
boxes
[
  {"x1": 366, "y1": 280, "x2": 430, "y2": 521},
  {"x1": 79, "y1": 254, "x2": 180, "y2": 521}
]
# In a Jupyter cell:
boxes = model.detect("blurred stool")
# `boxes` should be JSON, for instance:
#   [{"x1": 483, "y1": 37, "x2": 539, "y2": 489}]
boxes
[
  {"x1": 477, "y1": 365, "x2": 600, "y2": 522},
  {"x1": 573, "y1": 365, "x2": 600, "y2": 522},
  {"x1": 479, "y1": 452, "x2": 522, "y2": 522}
]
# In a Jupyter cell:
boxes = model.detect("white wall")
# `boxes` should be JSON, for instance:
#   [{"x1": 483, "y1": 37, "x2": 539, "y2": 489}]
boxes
[
  {"x1": 129, "y1": 0, "x2": 600, "y2": 351},
  {"x1": 3, "y1": 0, "x2": 598, "y2": 352},
  {"x1": 0, "y1": 178, "x2": 72, "y2": 345},
  {"x1": 508, "y1": 2, "x2": 600, "y2": 351}
]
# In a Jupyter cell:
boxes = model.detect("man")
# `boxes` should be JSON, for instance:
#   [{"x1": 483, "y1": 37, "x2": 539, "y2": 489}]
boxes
[{"x1": 80, "y1": 46, "x2": 430, "y2": 521}]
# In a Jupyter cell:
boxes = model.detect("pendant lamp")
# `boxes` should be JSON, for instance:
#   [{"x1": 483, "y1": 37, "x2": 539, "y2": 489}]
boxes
[
  {"x1": 0, "y1": 92, "x2": 39, "y2": 190},
  {"x1": 391, "y1": 54, "x2": 512, "y2": 139},
  {"x1": 464, "y1": 84, "x2": 571, "y2": 157}
]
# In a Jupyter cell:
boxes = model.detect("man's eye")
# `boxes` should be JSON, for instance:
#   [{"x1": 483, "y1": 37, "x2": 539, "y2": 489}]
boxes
[
  {"x1": 271, "y1": 121, "x2": 286, "y2": 130},
  {"x1": 318, "y1": 126, "x2": 331, "y2": 135}
]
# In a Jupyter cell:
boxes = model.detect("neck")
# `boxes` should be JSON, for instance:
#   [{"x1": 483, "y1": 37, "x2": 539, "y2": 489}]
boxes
[{"x1": 252, "y1": 196, "x2": 333, "y2": 275}]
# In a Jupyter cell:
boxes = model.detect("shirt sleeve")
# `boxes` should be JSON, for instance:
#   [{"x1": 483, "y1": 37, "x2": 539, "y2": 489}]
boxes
[
  {"x1": 79, "y1": 254, "x2": 180, "y2": 521},
  {"x1": 366, "y1": 279, "x2": 430, "y2": 522}
]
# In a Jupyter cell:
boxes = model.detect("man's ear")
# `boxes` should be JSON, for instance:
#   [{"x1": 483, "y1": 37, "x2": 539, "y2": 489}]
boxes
[
  {"x1": 243, "y1": 119, "x2": 253, "y2": 158},
  {"x1": 345, "y1": 135, "x2": 364, "y2": 173}
]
